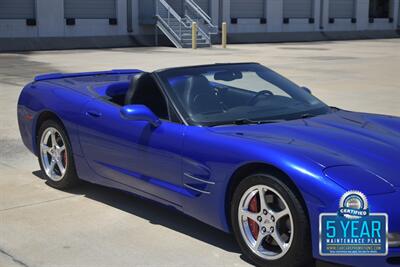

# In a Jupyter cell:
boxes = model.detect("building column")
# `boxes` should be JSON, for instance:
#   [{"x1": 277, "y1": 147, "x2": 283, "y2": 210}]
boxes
[
  {"x1": 116, "y1": 0, "x2": 128, "y2": 34},
  {"x1": 313, "y1": 0, "x2": 322, "y2": 30},
  {"x1": 133, "y1": 0, "x2": 142, "y2": 34},
  {"x1": 210, "y1": 0, "x2": 219, "y2": 25},
  {"x1": 37, "y1": 0, "x2": 64, "y2": 37},
  {"x1": 267, "y1": 0, "x2": 283, "y2": 32},
  {"x1": 319, "y1": 0, "x2": 330, "y2": 30},
  {"x1": 392, "y1": 0, "x2": 399, "y2": 27},
  {"x1": 222, "y1": 0, "x2": 230, "y2": 31},
  {"x1": 356, "y1": 0, "x2": 369, "y2": 30}
]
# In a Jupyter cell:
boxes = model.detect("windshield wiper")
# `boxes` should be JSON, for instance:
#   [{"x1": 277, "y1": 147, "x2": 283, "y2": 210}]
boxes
[
  {"x1": 208, "y1": 118, "x2": 286, "y2": 127},
  {"x1": 234, "y1": 118, "x2": 286, "y2": 125},
  {"x1": 299, "y1": 113, "x2": 316, "y2": 119}
]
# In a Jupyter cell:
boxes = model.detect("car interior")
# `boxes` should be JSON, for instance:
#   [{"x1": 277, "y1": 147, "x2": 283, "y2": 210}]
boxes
[
  {"x1": 168, "y1": 72, "x2": 298, "y2": 116},
  {"x1": 103, "y1": 72, "x2": 170, "y2": 120},
  {"x1": 101, "y1": 71, "x2": 263, "y2": 121},
  {"x1": 182, "y1": 75, "x2": 224, "y2": 115},
  {"x1": 101, "y1": 69, "x2": 306, "y2": 124}
]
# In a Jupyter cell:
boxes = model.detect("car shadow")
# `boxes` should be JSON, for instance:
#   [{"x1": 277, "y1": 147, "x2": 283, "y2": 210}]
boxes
[
  {"x1": 32, "y1": 170, "x2": 241, "y2": 254},
  {"x1": 32, "y1": 170, "x2": 339, "y2": 267}
]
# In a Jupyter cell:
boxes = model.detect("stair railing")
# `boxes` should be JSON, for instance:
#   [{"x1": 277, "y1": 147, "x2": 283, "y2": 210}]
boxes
[
  {"x1": 183, "y1": 15, "x2": 210, "y2": 43},
  {"x1": 155, "y1": 0, "x2": 191, "y2": 44},
  {"x1": 184, "y1": 0, "x2": 218, "y2": 39}
]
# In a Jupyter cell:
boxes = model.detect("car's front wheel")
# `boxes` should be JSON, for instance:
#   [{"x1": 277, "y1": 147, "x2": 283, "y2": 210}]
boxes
[
  {"x1": 231, "y1": 173, "x2": 312, "y2": 267},
  {"x1": 37, "y1": 120, "x2": 79, "y2": 189}
]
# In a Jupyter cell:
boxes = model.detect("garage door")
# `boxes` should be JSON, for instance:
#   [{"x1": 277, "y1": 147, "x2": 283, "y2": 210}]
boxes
[
  {"x1": 166, "y1": 0, "x2": 184, "y2": 16},
  {"x1": 0, "y1": 0, "x2": 35, "y2": 19},
  {"x1": 329, "y1": 0, "x2": 355, "y2": 18},
  {"x1": 194, "y1": 0, "x2": 210, "y2": 15},
  {"x1": 283, "y1": 0, "x2": 314, "y2": 18},
  {"x1": 231, "y1": 0, "x2": 265, "y2": 18},
  {"x1": 64, "y1": 0, "x2": 116, "y2": 19}
]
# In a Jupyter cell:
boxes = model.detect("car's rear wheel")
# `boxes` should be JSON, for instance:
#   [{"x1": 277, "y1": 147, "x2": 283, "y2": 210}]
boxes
[
  {"x1": 231, "y1": 173, "x2": 312, "y2": 267},
  {"x1": 38, "y1": 120, "x2": 79, "y2": 189}
]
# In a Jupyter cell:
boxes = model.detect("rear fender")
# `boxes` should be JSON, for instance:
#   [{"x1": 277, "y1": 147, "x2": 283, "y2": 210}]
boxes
[{"x1": 18, "y1": 81, "x2": 91, "y2": 157}]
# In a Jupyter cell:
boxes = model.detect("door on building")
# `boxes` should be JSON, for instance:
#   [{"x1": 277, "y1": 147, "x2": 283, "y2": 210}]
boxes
[
  {"x1": 369, "y1": 0, "x2": 391, "y2": 18},
  {"x1": 0, "y1": 0, "x2": 35, "y2": 19},
  {"x1": 283, "y1": 0, "x2": 314, "y2": 18},
  {"x1": 329, "y1": 0, "x2": 356, "y2": 19},
  {"x1": 64, "y1": 0, "x2": 116, "y2": 19},
  {"x1": 230, "y1": 0, "x2": 266, "y2": 18}
]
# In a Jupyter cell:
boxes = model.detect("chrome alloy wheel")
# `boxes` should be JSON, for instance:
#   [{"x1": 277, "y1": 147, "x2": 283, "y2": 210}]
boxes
[
  {"x1": 40, "y1": 127, "x2": 67, "y2": 181},
  {"x1": 238, "y1": 185, "x2": 294, "y2": 260}
]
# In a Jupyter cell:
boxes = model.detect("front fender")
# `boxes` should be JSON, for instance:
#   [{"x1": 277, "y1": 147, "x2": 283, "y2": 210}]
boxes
[{"x1": 180, "y1": 126, "x2": 347, "y2": 235}]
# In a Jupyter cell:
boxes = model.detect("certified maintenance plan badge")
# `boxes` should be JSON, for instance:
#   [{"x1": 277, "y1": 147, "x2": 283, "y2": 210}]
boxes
[{"x1": 319, "y1": 190, "x2": 388, "y2": 256}]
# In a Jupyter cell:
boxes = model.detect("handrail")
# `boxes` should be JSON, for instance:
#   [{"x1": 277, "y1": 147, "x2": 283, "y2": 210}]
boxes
[
  {"x1": 155, "y1": 0, "x2": 214, "y2": 48},
  {"x1": 184, "y1": 15, "x2": 210, "y2": 42},
  {"x1": 158, "y1": 0, "x2": 183, "y2": 23},
  {"x1": 184, "y1": 0, "x2": 218, "y2": 35},
  {"x1": 156, "y1": 0, "x2": 192, "y2": 43},
  {"x1": 155, "y1": 15, "x2": 182, "y2": 42},
  {"x1": 185, "y1": 0, "x2": 212, "y2": 24}
]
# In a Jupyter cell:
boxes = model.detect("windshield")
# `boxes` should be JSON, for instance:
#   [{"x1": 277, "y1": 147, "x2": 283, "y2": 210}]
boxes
[{"x1": 158, "y1": 63, "x2": 332, "y2": 126}]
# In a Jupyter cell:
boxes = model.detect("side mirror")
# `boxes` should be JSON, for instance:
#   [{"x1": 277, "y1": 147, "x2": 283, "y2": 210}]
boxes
[
  {"x1": 120, "y1": 105, "x2": 161, "y2": 127},
  {"x1": 301, "y1": 86, "x2": 312, "y2": 94}
]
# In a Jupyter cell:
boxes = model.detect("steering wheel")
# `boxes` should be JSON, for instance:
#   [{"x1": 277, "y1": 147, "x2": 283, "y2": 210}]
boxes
[
  {"x1": 214, "y1": 84, "x2": 228, "y2": 95},
  {"x1": 213, "y1": 85, "x2": 230, "y2": 111},
  {"x1": 247, "y1": 90, "x2": 274, "y2": 106}
]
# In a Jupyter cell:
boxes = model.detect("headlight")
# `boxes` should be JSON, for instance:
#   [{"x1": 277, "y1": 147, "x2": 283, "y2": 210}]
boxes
[{"x1": 389, "y1": 233, "x2": 400, "y2": 247}]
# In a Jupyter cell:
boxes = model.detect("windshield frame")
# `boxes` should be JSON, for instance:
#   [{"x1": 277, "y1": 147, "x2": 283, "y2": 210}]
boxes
[{"x1": 155, "y1": 63, "x2": 332, "y2": 127}]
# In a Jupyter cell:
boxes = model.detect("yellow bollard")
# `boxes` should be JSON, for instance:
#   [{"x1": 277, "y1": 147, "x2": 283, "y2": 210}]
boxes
[
  {"x1": 192, "y1": 22, "x2": 197, "y2": 49},
  {"x1": 222, "y1": 22, "x2": 227, "y2": 49}
]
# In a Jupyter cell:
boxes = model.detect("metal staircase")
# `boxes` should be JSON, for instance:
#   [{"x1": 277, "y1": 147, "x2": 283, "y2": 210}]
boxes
[{"x1": 155, "y1": 0, "x2": 218, "y2": 48}]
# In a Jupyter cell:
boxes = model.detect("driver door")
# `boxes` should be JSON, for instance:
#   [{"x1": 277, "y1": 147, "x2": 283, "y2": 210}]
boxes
[{"x1": 78, "y1": 75, "x2": 185, "y2": 207}]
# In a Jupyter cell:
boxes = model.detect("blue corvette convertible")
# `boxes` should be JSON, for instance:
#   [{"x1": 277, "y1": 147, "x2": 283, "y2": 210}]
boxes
[{"x1": 18, "y1": 63, "x2": 399, "y2": 266}]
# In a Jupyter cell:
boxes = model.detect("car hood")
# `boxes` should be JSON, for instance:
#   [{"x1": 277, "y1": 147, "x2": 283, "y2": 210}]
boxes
[{"x1": 210, "y1": 110, "x2": 400, "y2": 187}]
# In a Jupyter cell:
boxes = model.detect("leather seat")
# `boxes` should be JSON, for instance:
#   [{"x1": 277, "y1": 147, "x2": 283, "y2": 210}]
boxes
[
  {"x1": 124, "y1": 72, "x2": 168, "y2": 119},
  {"x1": 124, "y1": 72, "x2": 150, "y2": 106},
  {"x1": 183, "y1": 75, "x2": 222, "y2": 115}
]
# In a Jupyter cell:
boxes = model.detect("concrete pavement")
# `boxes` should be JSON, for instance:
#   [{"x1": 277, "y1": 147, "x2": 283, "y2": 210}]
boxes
[{"x1": 0, "y1": 39, "x2": 399, "y2": 267}]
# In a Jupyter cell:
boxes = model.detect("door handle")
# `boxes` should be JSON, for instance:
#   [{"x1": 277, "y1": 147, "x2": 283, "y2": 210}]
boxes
[{"x1": 86, "y1": 110, "x2": 102, "y2": 118}]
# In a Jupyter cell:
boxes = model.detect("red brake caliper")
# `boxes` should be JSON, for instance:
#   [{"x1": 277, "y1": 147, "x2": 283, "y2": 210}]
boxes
[{"x1": 248, "y1": 193, "x2": 260, "y2": 239}]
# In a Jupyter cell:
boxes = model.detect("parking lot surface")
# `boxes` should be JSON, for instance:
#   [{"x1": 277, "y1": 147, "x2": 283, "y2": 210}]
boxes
[{"x1": 1, "y1": 39, "x2": 399, "y2": 267}]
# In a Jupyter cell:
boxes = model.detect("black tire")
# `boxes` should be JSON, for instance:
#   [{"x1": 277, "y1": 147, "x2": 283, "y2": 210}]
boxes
[
  {"x1": 231, "y1": 173, "x2": 313, "y2": 267},
  {"x1": 37, "y1": 120, "x2": 79, "y2": 189}
]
